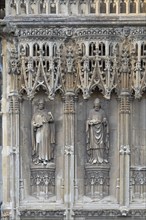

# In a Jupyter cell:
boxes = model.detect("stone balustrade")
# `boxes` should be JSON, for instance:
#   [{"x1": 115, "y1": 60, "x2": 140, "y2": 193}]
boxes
[{"x1": 7, "y1": 0, "x2": 146, "y2": 16}]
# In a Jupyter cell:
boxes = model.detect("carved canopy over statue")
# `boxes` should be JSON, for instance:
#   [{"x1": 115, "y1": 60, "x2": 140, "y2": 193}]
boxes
[
  {"x1": 86, "y1": 98, "x2": 109, "y2": 164},
  {"x1": 32, "y1": 99, "x2": 55, "y2": 165}
]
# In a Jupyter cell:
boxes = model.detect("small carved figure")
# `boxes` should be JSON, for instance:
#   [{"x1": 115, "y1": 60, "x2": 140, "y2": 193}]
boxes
[
  {"x1": 20, "y1": 0, "x2": 27, "y2": 14},
  {"x1": 86, "y1": 98, "x2": 109, "y2": 164},
  {"x1": 30, "y1": 0, "x2": 37, "y2": 14},
  {"x1": 32, "y1": 99, "x2": 55, "y2": 165},
  {"x1": 110, "y1": 0, "x2": 116, "y2": 13},
  {"x1": 79, "y1": 0, "x2": 86, "y2": 14},
  {"x1": 50, "y1": 0, "x2": 56, "y2": 13},
  {"x1": 130, "y1": 0, "x2": 136, "y2": 13},
  {"x1": 140, "y1": 0, "x2": 146, "y2": 13},
  {"x1": 40, "y1": 0, "x2": 46, "y2": 14},
  {"x1": 120, "y1": 0, "x2": 126, "y2": 13},
  {"x1": 100, "y1": 0, "x2": 106, "y2": 13},
  {"x1": 90, "y1": 0, "x2": 96, "y2": 13}
]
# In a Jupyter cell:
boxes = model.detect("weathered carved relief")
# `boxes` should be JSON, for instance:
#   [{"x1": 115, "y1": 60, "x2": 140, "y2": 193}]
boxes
[
  {"x1": 31, "y1": 99, "x2": 55, "y2": 165},
  {"x1": 8, "y1": 48, "x2": 20, "y2": 75},
  {"x1": 30, "y1": 167, "x2": 55, "y2": 198},
  {"x1": 85, "y1": 165, "x2": 110, "y2": 199},
  {"x1": 130, "y1": 168, "x2": 146, "y2": 201}
]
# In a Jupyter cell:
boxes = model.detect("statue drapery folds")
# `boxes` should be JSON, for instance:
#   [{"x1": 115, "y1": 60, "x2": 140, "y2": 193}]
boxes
[
  {"x1": 86, "y1": 98, "x2": 109, "y2": 164},
  {"x1": 32, "y1": 99, "x2": 55, "y2": 165}
]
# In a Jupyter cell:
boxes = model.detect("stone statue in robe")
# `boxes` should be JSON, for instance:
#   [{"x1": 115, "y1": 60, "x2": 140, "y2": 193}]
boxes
[
  {"x1": 32, "y1": 99, "x2": 55, "y2": 165},
  {"x1": 86, "y1": 98, "x2": 109, "y2": 164}
]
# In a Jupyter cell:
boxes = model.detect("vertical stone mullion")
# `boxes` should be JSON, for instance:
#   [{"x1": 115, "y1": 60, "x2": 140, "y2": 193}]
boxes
[
  {"x1": 63, "y1": 93, "x2": 75, "y2": 220},
  {"x1": 119, "y1": 94, "x2": 131, "y2": 207}
]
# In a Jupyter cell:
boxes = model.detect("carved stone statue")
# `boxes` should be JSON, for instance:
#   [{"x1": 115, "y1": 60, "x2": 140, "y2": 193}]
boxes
[
  {"x1": 32, "y1": 99, "x2": 55, "y2": 165},
  {"x1": 86, "y1": 98, "x2": 109, "y2": 164}
]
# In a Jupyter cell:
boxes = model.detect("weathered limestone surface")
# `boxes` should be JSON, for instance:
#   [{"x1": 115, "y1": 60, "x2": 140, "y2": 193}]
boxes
[{"x1": 0, "y1": 1, "x2": 146, "y2": 220}]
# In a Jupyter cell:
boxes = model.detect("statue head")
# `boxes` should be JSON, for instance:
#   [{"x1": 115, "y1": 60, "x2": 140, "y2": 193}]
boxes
[
  {"x1": 94, "y1": 98, "x2": 101, "y2": 111},
  {"x1": 38, "y1": 99, "x2": 45, "y2": 110}
]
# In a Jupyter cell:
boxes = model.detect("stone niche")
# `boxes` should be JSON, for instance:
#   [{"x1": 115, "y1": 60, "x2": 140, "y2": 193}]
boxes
[
  {"x1": 76, "y1": 93, "x2": 119, "y2": 203},
  {"x1": 20, "y1": 93, "x2": 64, "y2": 202}
]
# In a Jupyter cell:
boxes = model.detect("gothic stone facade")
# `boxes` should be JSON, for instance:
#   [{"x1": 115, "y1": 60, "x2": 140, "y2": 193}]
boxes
[{"x1": 0, "y1": 0, "x2": 146, "y2": 220}]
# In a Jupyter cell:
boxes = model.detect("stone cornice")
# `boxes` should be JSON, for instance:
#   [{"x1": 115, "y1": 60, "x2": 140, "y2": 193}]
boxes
[{"x1": 4, "y1": 15, "x2": 146, "y2": 27}]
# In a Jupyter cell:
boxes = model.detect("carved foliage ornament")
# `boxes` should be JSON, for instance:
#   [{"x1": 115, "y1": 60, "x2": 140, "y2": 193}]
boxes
[
  {"x1": 20, "y1": 48, "x2": 60, "y2": 100},
  {"x1": 17, "y1": 28, "x2": 146, "y2": 99}
]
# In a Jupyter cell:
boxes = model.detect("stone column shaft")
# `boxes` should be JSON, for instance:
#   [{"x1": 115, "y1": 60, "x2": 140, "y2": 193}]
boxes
[
  {"x1": 119, "y1": 94, "x2": 130, "y2": 207},
  {"x1": 63, "y1": 93, "x2": 75, "y2": 220}
]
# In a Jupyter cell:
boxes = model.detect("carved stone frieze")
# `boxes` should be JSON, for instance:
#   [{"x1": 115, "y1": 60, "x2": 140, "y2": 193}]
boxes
[
  {"x1": 73, "y1": 209, "x2": 146, "y2": 217},
  {"x1": 18, "y1": 27, "x2": 146, "y2": 40},
  {"x1": 20, "y1": 210, "x2": 65, "y2": 218},
  {"x1": 13, "y1": 25, "x2": 146, "y2": 100}
]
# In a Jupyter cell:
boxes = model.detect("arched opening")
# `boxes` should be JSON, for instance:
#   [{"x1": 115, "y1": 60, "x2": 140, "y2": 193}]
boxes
[{"x1": 0, "y1": 0, "x2": 5, "y2": 19}]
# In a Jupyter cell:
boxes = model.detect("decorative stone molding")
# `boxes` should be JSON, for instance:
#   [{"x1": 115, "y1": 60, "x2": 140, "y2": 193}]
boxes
[
  {"x1": 20, "y1": 210, "x2": 65, "y2": 218},
  {"x1": 85, "y1": 164, "x2": 110, "y2": 199},
  {"x1": 120, "y1": 145, "x2": 130, "y2": 155},
  {"x1": 64, "y1": 145, "x2": 74, "y2": 155},
  {"x1": 30, "y1": 166, "x2": 55, "y2": 198},
  {"x1": 73, "y1": 209, "x2": 146, "y2": 217},
  {"x1": 130, "y1": 167, "x2": 146, "y2": 201},
  {"x1": 14, "y1": 26, "x2": 146, "y2": 100}
]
